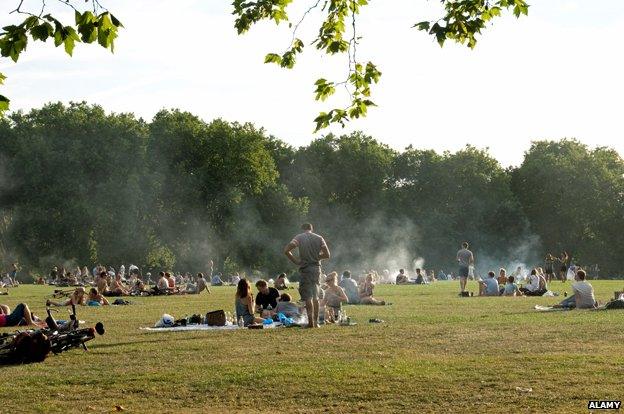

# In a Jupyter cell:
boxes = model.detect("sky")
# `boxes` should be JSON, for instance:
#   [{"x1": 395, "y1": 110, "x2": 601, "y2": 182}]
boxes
[{"x1": 1, "y1": 0, "x2": 623, "y2": 166}]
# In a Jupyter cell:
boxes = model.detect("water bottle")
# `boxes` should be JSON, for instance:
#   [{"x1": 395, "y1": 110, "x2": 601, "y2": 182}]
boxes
[{"x1": 237, "y1": 316, "x2": 244, "y2": 328}]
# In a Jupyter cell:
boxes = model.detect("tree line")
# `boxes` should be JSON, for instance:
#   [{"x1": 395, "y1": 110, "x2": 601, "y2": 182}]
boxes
[{"x1": 0, "y1": 102, "x2": 622, "y2": 280}]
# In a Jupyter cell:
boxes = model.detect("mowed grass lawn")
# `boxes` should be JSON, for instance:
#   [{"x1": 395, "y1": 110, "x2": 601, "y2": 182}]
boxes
[{"x1": 1, "y1": 281, "x2": 623, "y2": 413}]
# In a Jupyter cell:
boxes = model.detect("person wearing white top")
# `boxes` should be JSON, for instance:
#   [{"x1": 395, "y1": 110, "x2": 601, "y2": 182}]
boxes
[{"x1": 554, "y1": 269, "x2": 596, "y2": 309}]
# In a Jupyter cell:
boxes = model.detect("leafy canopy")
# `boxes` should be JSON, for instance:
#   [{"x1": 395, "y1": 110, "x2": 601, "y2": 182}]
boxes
[
  {"x1": 0, "y1": 1, "x2": 122, "y2": 112},
  {"x1": 232, "y1": 0, "x2": 529, "y2": 131}
]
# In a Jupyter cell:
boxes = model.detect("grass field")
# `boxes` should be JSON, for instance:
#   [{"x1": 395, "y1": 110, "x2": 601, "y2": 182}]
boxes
[{"x1": 1, "y1": 281, "x2": 623, "y2": 413}]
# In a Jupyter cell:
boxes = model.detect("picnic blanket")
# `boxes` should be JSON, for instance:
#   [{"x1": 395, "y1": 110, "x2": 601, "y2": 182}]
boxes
[
  {"x1": 534, "y1": 305, "x2": 570, "y2": 312},
  {"x1": 140, "y1": 322, "x2": 285, "y2": 332},
  {"x1": 140, "y1": 324, "x2": 241, "y2": 332}
]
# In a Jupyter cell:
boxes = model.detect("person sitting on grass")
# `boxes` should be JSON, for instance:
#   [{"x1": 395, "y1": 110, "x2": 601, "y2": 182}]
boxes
[
  {"x1": 96, "y1": 271, "x2": 111, "y2": 296},
  {"x1": 255, "y1": 279, "x2": 280, "y2": 316},
  {"x1": 211, "y1": 272, "x2": 224, "y2": 286},
  {"x1": 235, "y1": 278, "x2": 263, "y2": 327},
  {"x1": 153, "y1": 271, "x2": 170, "y2": 295},
  {"x1": 322, "y1": 272, "x2": 349, "y2": 322},
  {"x1": 428, "y1": 270, "x2": 437, "y2": 283},
  {"x1": 520, "y1": 268, "x2": 547, "y2": 296},
  {"x1": 109, "y1": 274, "x2": 129, "y2": 296},
  {"x1": 165, "y1": 272, "x2": 179, "y2": 293},
  {"x1": 359, "y1": 274, "x2": 386, "y2": 305},
  {"x1": 186, "y1": 272, "x2": 210, "y2": 294},
  {"x1": 395, "y1": 269, "x2": 410, "y2": 285},
  {"x1": 478, "y1": 271, "x2": 500, "y2": 296},
  {"x1": 339, "y1": 271, "x2": 360, "y2": 304},
  {"x1": 86, "y1": 288, "x2": 110, "y2": 306},
  {"x1": 414, "y1": 268, "x2": 425, "y2": 285},
  {"x1": 497, "y1": 268, "x2": 508, "y2": 286},
  {"x1": 553, "y1": 270, "x2": 596, "y2": 309},
  {"x1": 274, "y1": 273, "x2": 289, "y2": 290},
  {"x1": 47, "y1": 287, "x2": 86, "y2": 306},
  {"x1": 273, "y1": 293, "x2": 302, "y2": 319},
  {"x1": 0, "y1": 303, "x2": 42, "y2": 327},
  {"x1": 502, "y1": 276, "x2": 523, "y2": 296}
]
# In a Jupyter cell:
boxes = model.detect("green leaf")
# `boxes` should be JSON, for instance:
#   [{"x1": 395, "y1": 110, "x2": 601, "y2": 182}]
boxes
[
  {"x1": 0, "y1": 73, "x2": 6, "y2": 85},
  {"x1": 264, "y1": 53, "x2": 282, "y2": 64},
  {"x1": 30, "y1": 23, "x2": 53, "y2": 41},
  {"x1": 0, "y1": 95, "x2": 9, "y2": 112},
  {"x1": 413, "y1": 21, "x2": 430, "y2": 31}
]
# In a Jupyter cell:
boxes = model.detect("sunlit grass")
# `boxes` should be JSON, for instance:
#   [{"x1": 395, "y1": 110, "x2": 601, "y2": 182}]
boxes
[{"x1": 1, "y1": 281, "x2": 623, "y2": 413}]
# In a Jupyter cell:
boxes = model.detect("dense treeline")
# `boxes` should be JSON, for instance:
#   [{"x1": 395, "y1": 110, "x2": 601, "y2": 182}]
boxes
[{"x1": 0, "y1": 103, "x2": 622, "y2": 279}]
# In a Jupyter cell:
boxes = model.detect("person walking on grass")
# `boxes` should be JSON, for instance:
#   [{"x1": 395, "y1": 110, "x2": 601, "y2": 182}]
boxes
[
  {"x1": 457, "y1": 241, "x2": 474, "y2": 293},
  {"x1": 284, "y1": 223, "x2": 330, "y2": 328}
]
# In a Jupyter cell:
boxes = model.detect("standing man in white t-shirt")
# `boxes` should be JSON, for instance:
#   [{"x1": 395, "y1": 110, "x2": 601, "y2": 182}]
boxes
[{"x1": 456, "y1": 242, "x2": 474, "y2": 293}]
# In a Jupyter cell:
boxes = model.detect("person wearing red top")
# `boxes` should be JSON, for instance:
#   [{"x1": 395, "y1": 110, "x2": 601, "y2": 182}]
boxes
[{"x1": 0, "y1": 303, "x2": 39, "y2": 327}]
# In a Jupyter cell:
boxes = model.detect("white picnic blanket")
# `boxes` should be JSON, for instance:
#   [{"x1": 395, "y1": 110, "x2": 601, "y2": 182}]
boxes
[
  {"x1": 140, "y1": 322, "x2": 284, "y2": 332},
  {"x1": 140, "y1": 324, "x2": 240, "y2": 332},
  {"x1": 534, "y1": 305, "x2": 569, "y2": 312}
]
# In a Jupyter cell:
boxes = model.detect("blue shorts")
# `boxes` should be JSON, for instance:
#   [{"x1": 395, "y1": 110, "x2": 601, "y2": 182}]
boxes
[{"x1": 459, "y1": 266, "x2": 469, "y2": 278}]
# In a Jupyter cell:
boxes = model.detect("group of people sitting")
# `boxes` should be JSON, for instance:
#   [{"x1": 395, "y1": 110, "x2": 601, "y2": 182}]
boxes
[
  {"x1": 478, "y1": 267, "x2": 550, "y2": 297},
  {"x1": 475, "y1": 267, "x2": 597, "y2": 308},
  {"x1": 395, "y1": 268, "x2": 438, "y2": 285},
  {"x1": 232, "y1": 271, "x2": 388, "y2": 327}
]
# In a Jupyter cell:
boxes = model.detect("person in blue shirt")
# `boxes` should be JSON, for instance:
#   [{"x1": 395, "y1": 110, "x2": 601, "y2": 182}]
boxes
[
  {"x1": 338, "y1": 271, "x2": 360, "y2": 304},
  {"x1": 478, "y1": 271, "x2": 499, "y2": 296},
  {"x1": 211, "y1": 273, "x2": 224, "y2": 286}
]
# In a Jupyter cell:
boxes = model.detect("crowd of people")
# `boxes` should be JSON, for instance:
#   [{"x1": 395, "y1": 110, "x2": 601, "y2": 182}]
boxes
[
  {"x1": 0, "y1": 225, "x2": 613, "y2": 330},
  {"x1": 452, "y1": 242, "x2": 599, "y2": 308}
]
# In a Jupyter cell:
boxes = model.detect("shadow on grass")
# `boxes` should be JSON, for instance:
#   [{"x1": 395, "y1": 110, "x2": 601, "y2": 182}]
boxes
[{"x1": 90, "y1": 334, "x2": 210, "y2": 350}]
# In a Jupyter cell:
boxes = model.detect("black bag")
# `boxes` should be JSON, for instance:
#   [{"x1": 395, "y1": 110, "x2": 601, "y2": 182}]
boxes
[
  {"x1": 604, "y1": 299, "x2": 624, "y2": 310},
  {"x1": 205, "y1": 310, "x2": 226, "y2": 326}
]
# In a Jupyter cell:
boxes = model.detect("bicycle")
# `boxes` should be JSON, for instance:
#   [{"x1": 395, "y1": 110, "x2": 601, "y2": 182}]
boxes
[{"x1": 0, "y1": 304, "x2": 104, "y2": 364}]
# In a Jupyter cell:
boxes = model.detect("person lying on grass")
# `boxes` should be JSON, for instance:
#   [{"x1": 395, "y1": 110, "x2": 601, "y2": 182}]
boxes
[
  {"x1": 359, "y1": 274, "x2": 386, "y2": 305},
  {"x1": 0, "y1": 303, "x2": 43, "y2": 327},
  {"x1": 478, "y1": 272, "x2": 499, "y2": 296},
  {"x1": 502, "y1": 276, "x2": 523, "y2": 296},
  {"x1": 47, "y1": 287, "x2": 86, "y2": 306},
  {"x1": 86, "y1": 288, "x2": 110, "y2": 306},
  {"x1": 553, "y1": 269, "x2": 596, "y2": 309},
  {"x1": 321, "y1": 272, "x2": 348, "y2": 323},
  {"x1": 235, "y1": 278, "x2": 263, "y2": 327}
]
